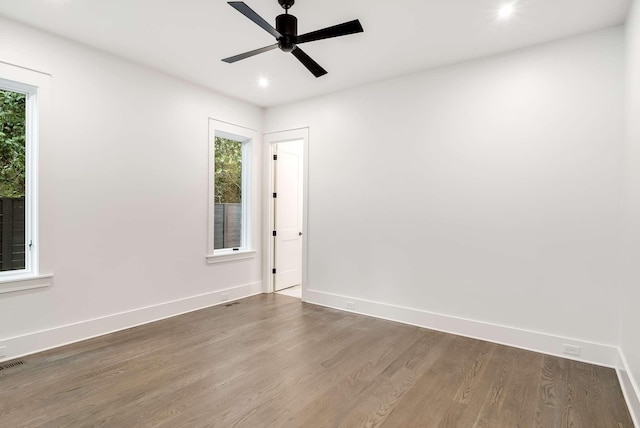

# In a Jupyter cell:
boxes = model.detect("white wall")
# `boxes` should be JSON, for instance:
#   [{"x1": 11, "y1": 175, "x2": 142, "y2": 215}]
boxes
[
  {"x1": 0, "y1": 16, "x2": 263, "y2": 360},
  {"x1": 266, "y1": 28, "x2": 625, "y2": 355},
  {"x1": 620, "y1": 0, "x2": 640, "y2": 418}
]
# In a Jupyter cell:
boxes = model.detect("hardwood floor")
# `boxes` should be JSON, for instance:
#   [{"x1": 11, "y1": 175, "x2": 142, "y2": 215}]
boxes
[{"x1": 0, "y1": 294, "x2": 633, "y2": 427}]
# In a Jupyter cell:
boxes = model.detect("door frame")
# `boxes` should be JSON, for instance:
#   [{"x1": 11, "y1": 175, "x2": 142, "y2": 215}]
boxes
[{"x1": 263, "y1": 128, "x2": 309, "y2": 299}]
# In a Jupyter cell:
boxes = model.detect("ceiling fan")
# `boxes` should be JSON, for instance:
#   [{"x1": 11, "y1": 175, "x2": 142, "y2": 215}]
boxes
[{"x1": 222, "y1": 0, "x2": 364, "y2": 78}]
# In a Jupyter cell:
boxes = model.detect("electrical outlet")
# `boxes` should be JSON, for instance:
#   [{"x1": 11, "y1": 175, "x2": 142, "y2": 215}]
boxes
[
  {"x1": 346, "y1": 301, "x2": 355, "y2": 310},
  {"x1": 0, "y1": 346, "x2": 6, "y2": 358},
  {"x1": 221, "y1": 293, "x2": 230, "y2": 302},
  {"x1": 563, "y1": 344, "x2": 581, "y2": 356}
]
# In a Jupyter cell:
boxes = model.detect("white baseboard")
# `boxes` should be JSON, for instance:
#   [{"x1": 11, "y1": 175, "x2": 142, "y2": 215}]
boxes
[
  {"x1": 617, "y1": 349, "x2": 640, "y2": 427},
  {"x1": 0, "y1": 281, "x2": 262, "y2": 363},
  {"x1": 304, "y1": 289, "x2": 620, "y2": 368}
]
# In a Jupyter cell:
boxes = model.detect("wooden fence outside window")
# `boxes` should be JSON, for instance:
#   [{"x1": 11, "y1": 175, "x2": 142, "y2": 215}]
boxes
[
  {"x1": 0, "y1": 197, "x2": 26, "y2": 271},
  {"x1": 214, "y1": 203, "x2": 242, "y2": 250}
]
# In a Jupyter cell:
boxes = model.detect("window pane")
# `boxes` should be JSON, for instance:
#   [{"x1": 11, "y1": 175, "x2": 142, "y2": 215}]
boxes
[
  {"x1": 214, "y1": 137, "x2": 243, "y2": 250},
  {"x1": 0, "y1": 88, "x2": 27, "y2": 271}
]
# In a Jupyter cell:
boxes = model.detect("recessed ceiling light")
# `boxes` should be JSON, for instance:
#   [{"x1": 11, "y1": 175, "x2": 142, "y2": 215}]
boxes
[
  {"x1": 258, "y1": 77, "x2": 269, "y2": 88},
  {"x1": 498, "y1": 3, "x2": 515, "y2": 20}
]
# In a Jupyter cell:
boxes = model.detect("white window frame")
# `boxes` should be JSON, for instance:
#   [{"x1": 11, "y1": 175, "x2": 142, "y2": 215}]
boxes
[
  {"x1": 206, "y1": 119, "x2": 257, "y2": 264},
  {"x1": 0, "y1": 77, "x2": 38, "y2": 281}
]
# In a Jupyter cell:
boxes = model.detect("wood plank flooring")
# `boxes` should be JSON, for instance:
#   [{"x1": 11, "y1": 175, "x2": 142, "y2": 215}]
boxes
[{"x1": 0, "y1": 294, "x2": 633, "y2": 427}]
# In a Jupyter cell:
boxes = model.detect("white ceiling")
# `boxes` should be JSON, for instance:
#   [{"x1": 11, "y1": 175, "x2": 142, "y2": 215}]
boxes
[{"x1": 0, "y1": 0, "x2": 631, "y2": 107}]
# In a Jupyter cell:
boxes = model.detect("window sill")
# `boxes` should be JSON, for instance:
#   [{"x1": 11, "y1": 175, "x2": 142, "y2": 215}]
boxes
[
  {"x1": 0, "y1": 274, "x2": 54, "y2": 294},
  {"x1": 206, "y1": 250, "x2": 256, "y2": 265}
]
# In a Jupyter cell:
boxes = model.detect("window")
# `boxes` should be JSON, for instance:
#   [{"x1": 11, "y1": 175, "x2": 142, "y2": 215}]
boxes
[
  {"x1": 0, "y1": 78, "x2": 37, "y2": 278},
  {"x1": 214, "y1": 137, "x2": 244, "y2": 250},
  {"x1": 207, "y1": 120, "x2": 255, "y2": 262}
]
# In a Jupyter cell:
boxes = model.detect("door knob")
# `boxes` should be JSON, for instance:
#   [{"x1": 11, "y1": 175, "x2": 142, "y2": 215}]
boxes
[{"x1": 299, "y1": 232, "x2": 303, "y2": 236}]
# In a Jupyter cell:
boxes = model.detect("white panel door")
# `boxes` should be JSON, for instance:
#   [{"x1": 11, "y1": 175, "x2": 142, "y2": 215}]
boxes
[{"x1": 274, "y1": 141, "x2": 303, "y2": 291}]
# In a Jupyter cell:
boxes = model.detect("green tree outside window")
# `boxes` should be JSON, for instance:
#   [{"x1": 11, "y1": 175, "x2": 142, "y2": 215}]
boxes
[
  {"x1": 0, "y1": 89, "x2": 26, "y2": 198},
  {"x1": 215, "y1": 137, "x2": 242, "y2": 204}
]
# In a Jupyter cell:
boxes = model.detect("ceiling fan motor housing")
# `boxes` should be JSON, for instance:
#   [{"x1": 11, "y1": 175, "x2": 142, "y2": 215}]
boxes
[{"x1": 276, "y1": 13, "x2": 297, "y2": 52}]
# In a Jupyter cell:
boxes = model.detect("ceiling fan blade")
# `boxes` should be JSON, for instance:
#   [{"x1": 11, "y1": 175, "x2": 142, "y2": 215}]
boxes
[
  {"x1": 228, "y1": 1, "x2": 282, "y2": 39},
  {"x1": 296, "y1": 20, "x2": 363, "y2": 44},
  {"x1": 222, "y1": 44, "x2": 279, "y2": 63},
  {"x1": 291, "y1": 46, "x2": 327, "y2": 78}
]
